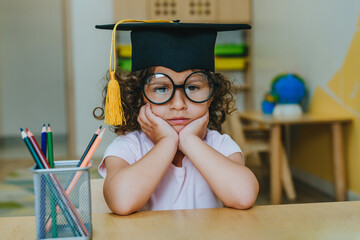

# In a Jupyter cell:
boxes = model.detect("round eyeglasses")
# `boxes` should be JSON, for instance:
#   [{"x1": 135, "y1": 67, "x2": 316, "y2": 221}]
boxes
[{"x1": 141, "y1": 71, "x2": 216, "y2": 105}]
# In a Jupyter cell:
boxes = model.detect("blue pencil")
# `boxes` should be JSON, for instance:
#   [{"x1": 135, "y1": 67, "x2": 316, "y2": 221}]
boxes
[{"x1": 41, "y1": 124, "x2": 47, "y2": 158}]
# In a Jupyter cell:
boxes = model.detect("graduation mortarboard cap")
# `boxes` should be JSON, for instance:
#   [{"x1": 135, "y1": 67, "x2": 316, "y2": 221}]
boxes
[
  {"x1": 96, "y1": 20, "x2": 251, "y2": 72},
  {"x1": 96, "y1": 20, "x2": 251, "y2": 126}
]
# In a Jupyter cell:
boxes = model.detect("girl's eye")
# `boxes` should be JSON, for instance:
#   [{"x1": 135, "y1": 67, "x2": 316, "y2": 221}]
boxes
[
  {"x1": 153, "y1": 86, "x2": 169, "y2": 94},
  {"x1": 186, "y1": 85, "x2": 200, "y2": 92}
]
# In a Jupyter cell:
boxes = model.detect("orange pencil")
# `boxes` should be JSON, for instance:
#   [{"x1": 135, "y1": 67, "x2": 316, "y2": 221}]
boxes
[{"x1": 67, "y1": 128, "x2": 105, "y2": 193}]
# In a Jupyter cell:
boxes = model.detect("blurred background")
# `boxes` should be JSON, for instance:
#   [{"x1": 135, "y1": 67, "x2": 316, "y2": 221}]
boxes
[{"x1": 0, "y1": 0, "x2": 360, "y2": 216}]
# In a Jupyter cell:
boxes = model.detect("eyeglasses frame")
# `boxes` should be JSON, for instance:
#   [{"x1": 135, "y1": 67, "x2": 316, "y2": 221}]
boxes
[{"x1": 140, "y1": 70, "x2": 217, "y2": 105}]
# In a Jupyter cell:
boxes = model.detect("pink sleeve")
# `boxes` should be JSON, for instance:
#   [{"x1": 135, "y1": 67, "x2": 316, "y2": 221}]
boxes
[
  {"x1": 98, "y1": 135, "x2": 139, "y2": 178},
  {"x1": 218, "y1": 133, "x2": 242, "y2": 157},
  {"x1": 206, "y1": 130, "x2": 244, "y2": 164}
]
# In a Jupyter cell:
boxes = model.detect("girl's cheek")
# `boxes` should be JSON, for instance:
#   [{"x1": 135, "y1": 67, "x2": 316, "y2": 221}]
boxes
[{"x1": 149, "y1": 106, "x2": 165, "y2": 118}]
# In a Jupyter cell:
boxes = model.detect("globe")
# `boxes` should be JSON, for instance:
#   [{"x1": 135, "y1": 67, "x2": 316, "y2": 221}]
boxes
[{"x1": 271, "y1": 73, "x2": 306, "y2": 104}]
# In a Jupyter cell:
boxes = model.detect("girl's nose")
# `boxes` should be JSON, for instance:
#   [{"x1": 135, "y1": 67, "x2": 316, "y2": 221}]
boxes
[{"x1": 169, "y1": 89, "x2": 187, "y2": 110}]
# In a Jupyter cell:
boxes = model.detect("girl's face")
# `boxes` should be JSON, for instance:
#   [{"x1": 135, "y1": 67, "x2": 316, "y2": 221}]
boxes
[{"x1": 143, "y1": 66, "x2": 212, "y2": 133}]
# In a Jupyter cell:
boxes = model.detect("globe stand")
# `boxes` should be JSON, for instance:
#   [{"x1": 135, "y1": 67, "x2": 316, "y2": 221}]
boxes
[{"x1": 273, "y1": 104, "x2": 303, "y2": 118}]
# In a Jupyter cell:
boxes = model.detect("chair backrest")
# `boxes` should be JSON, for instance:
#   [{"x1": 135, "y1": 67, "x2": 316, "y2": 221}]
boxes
[
  {"x1": 223, "y1": 112, "x2": 269, "y2": 156},
  {"x1": 225, "y1": 113, "x2": 246, "y2": 147},
  {"x1": 90, "y1": 178, "x2": 111, "y2": 213}
]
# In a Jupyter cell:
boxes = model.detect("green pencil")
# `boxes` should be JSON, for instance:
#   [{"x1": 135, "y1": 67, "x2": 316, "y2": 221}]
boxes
[
  {"x1": 47, "y1": 124, "x2": 54, "y2": 168},
  {"x1": 47, "y1": 124, "x2": 57, "y2": 237}
]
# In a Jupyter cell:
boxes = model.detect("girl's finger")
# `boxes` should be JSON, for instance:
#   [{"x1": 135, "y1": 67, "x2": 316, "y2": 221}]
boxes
[
  {"x1": 144, "y1": 103, "x2": 158, "y2": 124},
  {"x1": 137, "y1": 114, "x2": 145, "y2": 128},
  {"x1": 138, "y1": 105, "x2": 151, "y2": 126},
  {"x1": 138, "y1": 116, "x2": 151, "y2": 134}
]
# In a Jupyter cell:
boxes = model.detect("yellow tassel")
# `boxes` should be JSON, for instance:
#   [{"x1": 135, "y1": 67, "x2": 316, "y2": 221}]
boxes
[
  {"x1": 104, "y1": 19, "x2": 173, "y2": 126},
  {"x1": 104, "y1": 72, "x2": 126, "y2": 126}
]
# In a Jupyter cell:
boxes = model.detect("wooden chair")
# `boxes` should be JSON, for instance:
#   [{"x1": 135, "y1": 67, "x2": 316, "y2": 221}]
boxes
[{"x1": 223, "y1": 113, "x2": 296, "y2": 201}]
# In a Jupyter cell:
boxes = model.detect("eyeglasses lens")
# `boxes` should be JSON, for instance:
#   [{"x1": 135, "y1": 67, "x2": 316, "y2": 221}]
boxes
[
  {"x1": 184, "y1": 72, "x2": 214, "y2": 102},
  {"x1": 144, "y1": 73, "x2": 174, "y2": 104}
]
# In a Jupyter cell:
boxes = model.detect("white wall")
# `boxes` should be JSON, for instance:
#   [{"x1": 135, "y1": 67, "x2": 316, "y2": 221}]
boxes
[
  {"x1": 0, "y1": 0, "x2": 67, "y2": 137},
  {"x1": 70, "y1": 0, "x2": 115, "y2": 157},
  {"x1": 252, "y1": 0, "x2": 360, "y2": 110}
]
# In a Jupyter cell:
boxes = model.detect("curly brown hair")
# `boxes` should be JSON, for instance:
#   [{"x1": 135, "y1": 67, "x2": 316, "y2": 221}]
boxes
[{"x1": 93, "y1": 67, "x2": 236, "y2": 135}]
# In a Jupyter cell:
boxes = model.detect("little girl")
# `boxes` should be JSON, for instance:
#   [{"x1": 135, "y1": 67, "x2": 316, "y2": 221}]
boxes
[{"x1": 94, "y1": 20, "x2": 259, "y2": 215}]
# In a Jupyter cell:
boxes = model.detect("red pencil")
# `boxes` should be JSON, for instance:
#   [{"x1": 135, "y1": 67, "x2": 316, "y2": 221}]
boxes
[{"x1": 26, "y1": 128, "x2": 50, "y2": 169}]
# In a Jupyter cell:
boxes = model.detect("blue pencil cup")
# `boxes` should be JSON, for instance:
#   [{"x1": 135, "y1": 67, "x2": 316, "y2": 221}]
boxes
[{"x1": 32, "y1": 160, "x2": 92, "y2": 239}]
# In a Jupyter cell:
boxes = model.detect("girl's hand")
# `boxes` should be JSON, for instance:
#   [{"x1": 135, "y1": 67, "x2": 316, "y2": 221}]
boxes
[
  {"x1": 178, "y1": 111, "x2": 209, "y2": 151},
  {"x1": 137, "y1": 103, "x2": 178, "y2": 145}
]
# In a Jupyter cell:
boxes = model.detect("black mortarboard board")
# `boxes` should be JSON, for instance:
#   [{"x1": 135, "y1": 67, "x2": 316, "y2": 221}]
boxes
[
  {"x1": 96, "y1": 20, "x2": 251, "y2": 72},
  {"x1": 96, "y1": 20, "x2": 251, "y2": 126}
]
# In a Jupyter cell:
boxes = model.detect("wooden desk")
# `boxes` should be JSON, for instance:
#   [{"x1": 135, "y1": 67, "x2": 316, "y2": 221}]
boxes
[
  {"x1": 239, "y1": 111, "x2": 352, "y2": 204},
  {"x1": 1, "y1": 201, "x2": 360, "y2": 239}
]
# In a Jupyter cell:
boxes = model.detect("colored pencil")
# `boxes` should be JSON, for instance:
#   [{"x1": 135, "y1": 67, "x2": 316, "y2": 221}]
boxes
[
  {"x1": 47, "y1": 124, "x2": 54, "y2": 168},
  {"x1": 45, "y1": 127, "x2": 104, "y2": 233},
  {"x1": 78, "y1": 126, "x2": 102, "y2": 167},
  {"x1": 26, "y1": 128, "x2": 50, "y2": 169},
  {"x1": 66, "y1": 126, "x2": 101, "y2": 187},
  {"x1": 26, "y1": 129, "x2": 88, "y2": 236},
  {"x1": 45, "y1": 124, "x2": 57, "y2": 237},
  {"x1": 50, "y1": 194, "x2": 57, "y2": 238},
  {"x1": 40, "y1": 124, "x2": 47, "y2": 238},
  {"x1": 21, "y1": 128, "x2": 42, "y2": 169},
  {"x1": 41, "y1": 124, "x2": 47, "y2": 158},
  {"x1": 66, "y1": 128, "x2": 106, "y2": 193},
  {"x1": 80, "y1": 128, "x2": 106, "y2": 167}
]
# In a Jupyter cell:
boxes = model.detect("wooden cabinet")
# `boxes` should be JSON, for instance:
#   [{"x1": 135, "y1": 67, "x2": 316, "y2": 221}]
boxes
[{"x1": 114, "y1": 0, "x2": 251, "y2": 24}]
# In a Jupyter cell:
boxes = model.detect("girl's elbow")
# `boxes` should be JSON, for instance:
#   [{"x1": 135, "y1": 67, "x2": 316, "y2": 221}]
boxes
[
  {"x1": 228, "y1": 171, "x2": 259, "y2": 209},
  {"x1": 108, "y1": 200, "x2": 138, "y2": 216},
  {"x1": 104, "y1": 190, "x2": 137, "y2": 215},
  {"x1": 227, "y1": 188, "x2": 259, "y2": 210},
  {"x1": 231, "y1": 197, "x2": 256, "y2": 210},
  {"x1": 224, "y1": 195, "x2": 255, "y2": 210},
  {"x1": 111, "y1": 205, "x2": 136, "y2": 216}
]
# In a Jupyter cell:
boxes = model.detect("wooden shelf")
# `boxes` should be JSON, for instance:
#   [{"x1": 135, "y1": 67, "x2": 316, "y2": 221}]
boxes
[{"x1": 231, "y1": 85, "x2": 251, "y2": 93}]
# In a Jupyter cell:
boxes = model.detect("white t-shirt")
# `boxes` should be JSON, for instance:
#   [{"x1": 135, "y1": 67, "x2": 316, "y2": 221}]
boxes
[{"x1": 98, "y1": 129, "x2": 242, "y2": 211}]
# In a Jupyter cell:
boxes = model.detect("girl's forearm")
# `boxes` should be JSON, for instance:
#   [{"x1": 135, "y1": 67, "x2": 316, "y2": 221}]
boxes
[
  {"x1": 181, "y1": 136, "x2": 259, "y2": 209},
  {"x1": 104, "y1": 137, "x2": 177, "y2": 215}
]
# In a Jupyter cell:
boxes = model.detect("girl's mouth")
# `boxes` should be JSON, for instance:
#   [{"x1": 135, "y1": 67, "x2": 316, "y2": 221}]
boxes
[{"x1": 167, "y1": 117, "x2": 190, "y2": 125}]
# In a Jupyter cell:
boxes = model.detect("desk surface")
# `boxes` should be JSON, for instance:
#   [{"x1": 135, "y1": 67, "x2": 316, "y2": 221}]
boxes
[
  {"x1": 1, "y1": 201, "x2": 360, "y2": 239},
  {"x1": 239, "y1": 111, "x2": 352, "y2": 125}
]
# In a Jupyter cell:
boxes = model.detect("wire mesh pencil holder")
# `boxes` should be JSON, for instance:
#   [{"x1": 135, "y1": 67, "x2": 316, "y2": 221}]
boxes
[{"x1": 32, "y1": 160, "x2": 92, "y2": 240}]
